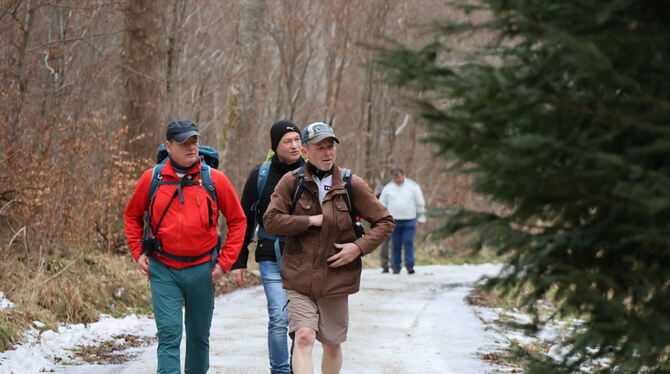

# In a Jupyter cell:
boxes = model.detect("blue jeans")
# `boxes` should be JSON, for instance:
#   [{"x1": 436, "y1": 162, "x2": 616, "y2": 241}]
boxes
[
  {"x1": 392, "y1": 219, "x2": 417, "y2": 271},
  {"x1": 149, "y1": 258, "x2": 214, "y2": 374},
  {"x1": 259, "y1": 260, "x2": 291, "y2": 374}
]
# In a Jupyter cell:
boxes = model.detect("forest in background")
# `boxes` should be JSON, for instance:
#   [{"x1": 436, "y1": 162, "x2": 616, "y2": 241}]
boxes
[
  {"x1": 1, "y1": 0, "x2": 489, "y2": 257},
  {"x1": 0, "y1": 0, "x2": 491, "y2": 349}
]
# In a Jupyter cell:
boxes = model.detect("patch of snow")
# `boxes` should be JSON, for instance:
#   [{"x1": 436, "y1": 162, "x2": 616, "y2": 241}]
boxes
[
  {"x1": 0, "y1": 314, "x2": 156, "y2": 373},
  {"x1": 0, "y1": 291, "x2": 15, "y2": 310}
]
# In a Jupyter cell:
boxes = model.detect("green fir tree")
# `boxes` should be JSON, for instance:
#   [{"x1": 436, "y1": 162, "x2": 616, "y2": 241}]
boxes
[{"x1": 378, "y1": 1, "x2": 670, "y2": 373}]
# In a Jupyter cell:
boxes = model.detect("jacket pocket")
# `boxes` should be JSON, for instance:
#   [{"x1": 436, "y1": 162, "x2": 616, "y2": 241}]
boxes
[
  {"x1": 334, "y1": 200, "x2": 353, "y2": 232},
  {"x1": 195, "y1": 192, "x2": 212, "y2": 229},
  {"x1": 284, "y1": 237, "x2": 304, "y2": 256},
  {"x1": 281, "y1": 251, "x2": 307, "y2": 291},
  {"x1": 295, "y1": 197, "x2": 314, "y2": 215},
  {"x1": 323, "y1": 256, "x2": 362, "y2": 296}
]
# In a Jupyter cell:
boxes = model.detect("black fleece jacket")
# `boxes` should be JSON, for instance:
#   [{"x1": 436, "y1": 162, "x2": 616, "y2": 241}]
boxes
[{"x1": 231, "y1": 155, "x2": 305, "y2": 269}]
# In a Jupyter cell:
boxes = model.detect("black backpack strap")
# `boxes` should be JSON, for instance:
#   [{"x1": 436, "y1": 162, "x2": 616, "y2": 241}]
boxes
[
  {"x1": 152, "y1": 189, "x2": 179, "y2": 237},
  {"x1": 290, "y1": 166, "x2": 305, "y2": 214},
  {"x1": 342, "y1": 168, "x2": 365, "y2": 238},
  {"x1": 342, "y1": 168, "x2": 354, "y2": 215}
]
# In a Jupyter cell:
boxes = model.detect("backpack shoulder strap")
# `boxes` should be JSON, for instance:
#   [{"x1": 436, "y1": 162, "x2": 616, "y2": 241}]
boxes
[
  {"x1": 145, "y1": 163, "x2": 170, "y2": 241},
  {"x1": 250, "y1": 161, "x2": 272, "y2": 237},
  {"x1": 290, "y1": 166, "x2": 305, "y2": 214},
  {"x1": 256, "y1": 162, "x2": 271, "y2": 200},
  {"x1": 199, "y1": 163, "x2": 218, "y2": 203},
  {"x1": 148, "y1": 164, "x2": 165, "y2": 203},
  {"x1": 341, "y1": 168, "x2": 365, "y2": 238},
  {"x1": 342, "y1": 168, "x2": 353, "y2": 214}
]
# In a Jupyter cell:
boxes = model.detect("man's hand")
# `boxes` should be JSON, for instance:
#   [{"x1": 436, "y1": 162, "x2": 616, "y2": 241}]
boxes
[
  {"x1": 211, "y1": 264, "x2": 224, "y2": 283},
  {"x1": 309, "y1": 214, "x2": 323, "y2": 227},
  {"x1": 231, "y1": 268, "x2": 246, "y2": 287},
  {"x1": 137, "y1": 254, "x2": 149, "y2": 276},
  {"x1": 327, "y1": 242, "x2": 362, "y2": 268}
]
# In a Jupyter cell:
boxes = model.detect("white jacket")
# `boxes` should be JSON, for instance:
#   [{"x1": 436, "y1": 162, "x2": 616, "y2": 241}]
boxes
[{"x1": 379, "y1": 178, "x2": 426, "y2": 222}]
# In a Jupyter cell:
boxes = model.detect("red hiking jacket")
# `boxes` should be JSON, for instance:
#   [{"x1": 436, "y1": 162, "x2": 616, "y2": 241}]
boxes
[{"x1": 124, "y1": 159, "x2": 246, "y2": 271}]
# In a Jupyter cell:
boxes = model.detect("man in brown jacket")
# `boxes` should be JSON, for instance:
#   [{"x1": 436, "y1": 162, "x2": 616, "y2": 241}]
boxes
[{"x1": 264, "y1": 122, "x2": 394, "y2": 374}]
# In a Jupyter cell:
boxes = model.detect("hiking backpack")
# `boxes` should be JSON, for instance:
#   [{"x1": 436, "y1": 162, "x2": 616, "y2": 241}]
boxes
[
  {"x1": 250, "y1": 161, "x2": 285, "y2": 263},
  {"x1": 142, "y1": 144, "x2": 221, "y2": 263}
]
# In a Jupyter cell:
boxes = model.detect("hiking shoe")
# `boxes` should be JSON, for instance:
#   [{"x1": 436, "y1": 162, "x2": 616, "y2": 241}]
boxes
[
  {"x1": 392, "y1": 268, "x2": 400, "y2": 274},
  {"x1": 407, "y1": 267, "x2": 415, "y2": 274},
  {"x1": 382, "y1": 267, "x2": 389, "y2": 273}
]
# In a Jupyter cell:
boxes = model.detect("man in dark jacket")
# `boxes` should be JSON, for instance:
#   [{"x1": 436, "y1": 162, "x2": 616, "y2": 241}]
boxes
[
  {"x1": 230, "y1": 120, "x2": 304, "y2": 374},
  {"x1": 264, "y1": 122, "x2": 394, "y2": 374},
  {"x1": 124, "y1": 119, "x2": 246, "y2": 374}
]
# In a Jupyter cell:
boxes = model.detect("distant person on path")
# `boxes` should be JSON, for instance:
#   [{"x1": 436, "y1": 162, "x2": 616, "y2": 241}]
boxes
[
  {"x1": 379, "y1": 167, "x2": 426, "y2": 274},
  {"x1": 379, "y1": 239, "x2": 391, "y2": 273},
  {"x1": 263, "y1": 122, "x2": 394, "y2": 374},
  {"x1": 230, "y1": 120, "x2": 304, "y2": 374},
  {"x1": 124, "y1": 119, "x2": 246, "y2": 374},
  {"x1": 375, "y1": 178, "x2": 391, "y2": 273}
]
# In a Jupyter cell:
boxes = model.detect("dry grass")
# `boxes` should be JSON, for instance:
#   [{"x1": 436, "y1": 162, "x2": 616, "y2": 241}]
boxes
[
  {"x1": 0, "y1": 115, "x2": 156, "y2": 352},
  {"x1": 68, "y1": 334, "x2": 157, "y2": 365},
  {"x1": 0, "y1": 250, "x2": 152, "y2": 351},
  {"x1": 0, "y1": 246, "x2": 264, "y2": 353},
  {"x1": 361, "y1": 231, "x2": 503, "y2": 270}
]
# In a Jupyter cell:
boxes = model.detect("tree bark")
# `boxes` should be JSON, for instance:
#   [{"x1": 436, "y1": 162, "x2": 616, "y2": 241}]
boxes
[
  {"x1": 9, "y1": 0, "x2": 35, "y2": 140},
  {"x1": 222, "y1": 0, "x2": 266, "y2": 188},
  {"x1": 122, "y1": 0, "x2": 165, "y2": 160}
]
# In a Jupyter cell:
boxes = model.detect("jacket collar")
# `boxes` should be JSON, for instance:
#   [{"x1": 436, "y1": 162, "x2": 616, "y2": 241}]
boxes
[
  {"x1": 303, "y1": 164, "x2": 345, "y2": 190},
  {"x1": 162, "y1": 158, "x2": 202, "y2": 179},
  {"x1": 271, "y1": 154, "x2": 305, "y2": 174}
]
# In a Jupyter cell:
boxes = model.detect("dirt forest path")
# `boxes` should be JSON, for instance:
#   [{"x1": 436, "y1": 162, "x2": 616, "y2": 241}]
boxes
[{"x1": 62, "y1": 264, "x2": 504, "y2": 374}]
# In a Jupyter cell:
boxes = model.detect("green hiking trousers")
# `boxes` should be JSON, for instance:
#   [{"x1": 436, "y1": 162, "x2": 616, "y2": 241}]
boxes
[{"x1": 149, "y1": 257, "x2": 215, "y2": 374}]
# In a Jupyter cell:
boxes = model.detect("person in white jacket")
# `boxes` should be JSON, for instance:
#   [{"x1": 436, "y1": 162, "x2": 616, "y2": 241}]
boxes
[{"x1": 379, "y1": 168, "x2": 426, "y2": 274}]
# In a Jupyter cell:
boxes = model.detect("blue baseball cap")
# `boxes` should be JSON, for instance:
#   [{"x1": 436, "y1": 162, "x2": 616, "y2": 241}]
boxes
[{"x1": 302, "y1": 122, "x2": 340, "y2": 145}]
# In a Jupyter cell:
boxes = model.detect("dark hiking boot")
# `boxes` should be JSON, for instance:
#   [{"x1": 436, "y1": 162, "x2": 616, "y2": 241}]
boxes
[
  {"x1": 407, "y1": 267, "x2": 415, "y2": 274},
  {"x1": 392, "y1": 268, "x2": 400, "y2": 274},
  {"x1": 382, "y1": 266, "x2": 389, "y2": 273}
]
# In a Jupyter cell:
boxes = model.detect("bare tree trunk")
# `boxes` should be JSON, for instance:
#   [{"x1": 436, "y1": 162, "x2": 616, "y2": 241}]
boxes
[
  {"x1": 323, "y1": 0, "x2": 353, "y2": 125},
  {"x1": 222, "y1": 0, "x2": 266, "y2": 188},
  {"x1": 166, "y1": 0, "x2": 188, "y2": 98},
  {"x1": 358, "y1": 0, "x2": 391, "y2": 183},
  {"x1": 9, "y1": 0, "x2": 35, "y2": 140},
  {"x1": 122, "y1": 0, "x2": 165, "y2": 160}
]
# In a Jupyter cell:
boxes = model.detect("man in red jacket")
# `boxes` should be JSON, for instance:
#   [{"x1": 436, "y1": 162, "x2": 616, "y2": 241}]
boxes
[{"x1": 124, "y1": 119, "x2": 246, "y2": 374}]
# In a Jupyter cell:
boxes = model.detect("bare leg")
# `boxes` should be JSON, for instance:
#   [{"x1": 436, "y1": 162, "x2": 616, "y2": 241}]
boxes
[
  {"x1": 321, "y1": 343, "x2": 342, "y2": 374},
  {"x1": 292, "y1": 328, "x2": 316, "y2": 374}
]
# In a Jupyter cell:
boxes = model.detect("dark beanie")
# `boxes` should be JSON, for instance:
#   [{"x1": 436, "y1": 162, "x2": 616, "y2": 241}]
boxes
[{"x1": 270, "y1": 120, "x2": 301, "y2": 152}]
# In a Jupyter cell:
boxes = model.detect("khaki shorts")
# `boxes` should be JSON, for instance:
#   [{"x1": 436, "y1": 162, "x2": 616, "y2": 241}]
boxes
[{"x1": 286, "y1": 289, "x2": 349, "y2": 345}]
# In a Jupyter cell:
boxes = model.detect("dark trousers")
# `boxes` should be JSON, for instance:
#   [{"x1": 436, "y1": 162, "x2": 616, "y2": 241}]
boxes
[{"x1": 379, "y1": 239, "x2": 390, "y2": 270}]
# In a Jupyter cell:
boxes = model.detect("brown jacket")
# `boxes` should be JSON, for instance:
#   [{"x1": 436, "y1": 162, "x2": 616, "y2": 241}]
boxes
[{"x1": 263, "y1": 166, "x2": 394, "y2": 297}]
